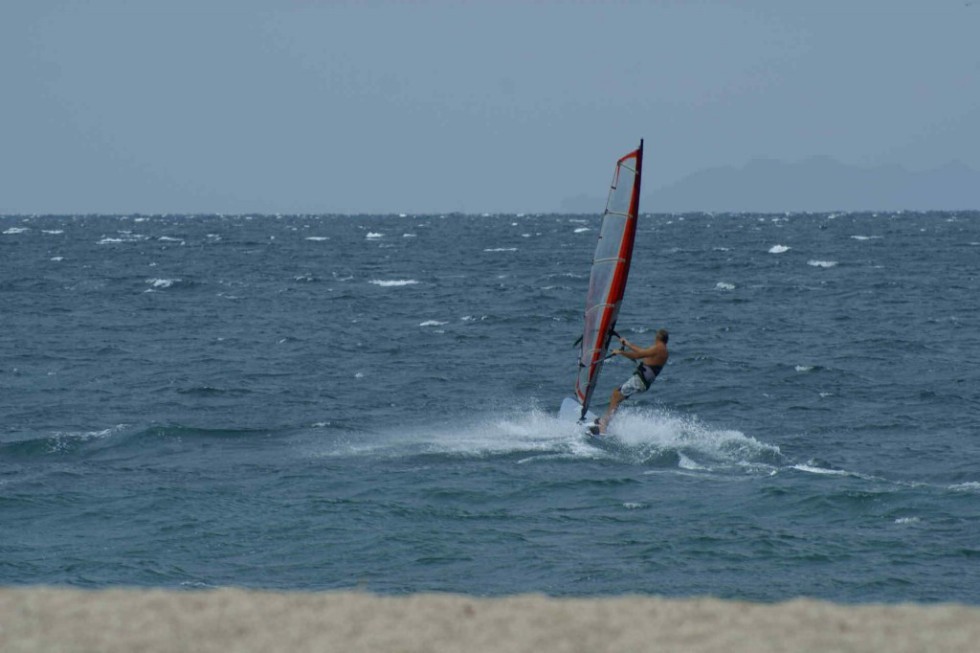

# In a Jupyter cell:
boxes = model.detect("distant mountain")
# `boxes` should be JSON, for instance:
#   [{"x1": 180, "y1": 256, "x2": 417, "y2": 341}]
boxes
[
  {"x1": 560, "y1": 157, "x2": 980, "y2": 213},
  {"x1": 649, "y1": 157, "x2": 980, "y2": 213}
]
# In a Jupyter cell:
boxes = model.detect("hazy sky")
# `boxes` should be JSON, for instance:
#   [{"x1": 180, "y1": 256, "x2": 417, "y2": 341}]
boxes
[{"x1": 3, "y1": 0, "x2": 978, "y2": 214}]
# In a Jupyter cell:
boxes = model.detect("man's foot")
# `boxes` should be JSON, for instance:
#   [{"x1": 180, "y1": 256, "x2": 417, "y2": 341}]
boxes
[{"x1": 586, "y1": 423, "x2": 600, "y2": 436}]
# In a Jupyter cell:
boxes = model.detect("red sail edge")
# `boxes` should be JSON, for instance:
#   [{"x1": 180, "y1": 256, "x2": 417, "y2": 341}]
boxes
[{"x1": 574, "y1": 140, "x2": 644, "y2": 420}]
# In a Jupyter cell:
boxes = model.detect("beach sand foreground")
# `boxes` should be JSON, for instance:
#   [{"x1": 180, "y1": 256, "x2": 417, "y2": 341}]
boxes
[{"x1": 2, "y1": 588, "x2": 978, "y2": 652}]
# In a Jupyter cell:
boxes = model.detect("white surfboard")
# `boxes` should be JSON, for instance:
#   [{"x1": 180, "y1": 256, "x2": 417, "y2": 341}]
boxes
[{"x1": 559, "y1": 397, "x2": 601, "y2": 436}]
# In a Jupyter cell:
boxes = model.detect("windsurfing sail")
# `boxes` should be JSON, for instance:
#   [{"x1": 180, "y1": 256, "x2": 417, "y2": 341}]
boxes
[{"x1": 573, "y1": 139, "x2": 644, "y2": 420}]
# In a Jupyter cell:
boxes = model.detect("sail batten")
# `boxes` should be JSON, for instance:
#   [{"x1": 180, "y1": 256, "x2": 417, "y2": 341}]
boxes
[{"x1": 573, "y1": 140, "x2": 644, "y2": 420}]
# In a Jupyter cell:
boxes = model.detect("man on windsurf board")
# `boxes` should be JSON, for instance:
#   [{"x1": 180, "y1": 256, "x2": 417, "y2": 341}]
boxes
[{"x1": 591, "y1": 329, "x2": 669, "y2": 435}]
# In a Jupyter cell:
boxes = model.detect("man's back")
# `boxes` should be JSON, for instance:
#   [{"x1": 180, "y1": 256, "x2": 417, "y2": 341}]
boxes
[{"x1": 642, "y1": 341, "x2": 668, "y2": 368}]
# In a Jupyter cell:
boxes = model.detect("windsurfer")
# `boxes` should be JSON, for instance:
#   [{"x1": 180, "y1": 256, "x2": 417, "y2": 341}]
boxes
[{"x1": 593, "y1": 329, "x2": 669, "y2": 435}]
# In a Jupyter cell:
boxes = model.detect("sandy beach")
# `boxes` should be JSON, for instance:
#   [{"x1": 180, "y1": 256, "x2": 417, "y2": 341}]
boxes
[{"x1": 2, "y1": 588, "x2": 978, "y2": 653}]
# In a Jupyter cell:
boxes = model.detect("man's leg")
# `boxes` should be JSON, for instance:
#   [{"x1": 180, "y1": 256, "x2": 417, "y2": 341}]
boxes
[{"x1": 598, "y1": 388, "x2": 624, "y2": 434}]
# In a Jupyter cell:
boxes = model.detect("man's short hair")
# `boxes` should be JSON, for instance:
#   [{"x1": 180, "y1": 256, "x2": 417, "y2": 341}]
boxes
[{"x1": 657, "y1": 329, "x2": 669, "y2": 344}]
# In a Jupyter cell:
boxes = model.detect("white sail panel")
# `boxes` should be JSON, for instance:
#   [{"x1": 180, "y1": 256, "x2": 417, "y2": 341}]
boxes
[{"x1": 574, "y1": 141, "x2": 644, "y2": 419}]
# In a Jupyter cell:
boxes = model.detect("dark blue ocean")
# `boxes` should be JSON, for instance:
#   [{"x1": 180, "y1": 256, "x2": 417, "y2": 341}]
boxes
[{"x1": 2, "y1": 212, "x2": 979, "y2": 603}]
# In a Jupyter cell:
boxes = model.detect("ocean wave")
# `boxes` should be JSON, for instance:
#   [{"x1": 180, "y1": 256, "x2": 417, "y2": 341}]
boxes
[
  {"x1": 14, "y1": 422, "x2": 285, "y2": 454},
  {"x1": 369, "y1": 279, "x2": 419, "y2": 287},
  {"x1": 0, "y1": 425, "x2": 129, "y2": 458}
]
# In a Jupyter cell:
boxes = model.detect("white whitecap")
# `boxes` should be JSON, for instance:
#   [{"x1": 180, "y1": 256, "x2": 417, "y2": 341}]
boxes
[
  {"x1": 678, "y1": 453, "x2": 710, "y2": 471},
  {"x1": 949, "y1": 482, "x2": 980, "y2": 492},
  {"x1": 50, "y1": 256, "x2": 64, "y2": 262},
  {"x1": 573, "y1": 227, "x2": 591, "y2": 233},
  {"x1": 484, "y1": 247, "x2": 517, "y2": 252},
  {"x1": 807, "y1": 260, "x2": 838, "y2": 268},
  {"x1": 369, "y1": 279, "x2": 418, "y2": 287},
  {"x1": 3, "y1": 227, "x2": 28, "y2": 234},
  {"x1": 792, "y1": 463, "x2": 850, "y2": 476},
  {"x1": 768, "y1": 245, "x2": 790, "y2": 254},
  {"x1": 42, "y1": 229, "x2": 64, "y2": 235},
  {"x1": 48, "y1": 425, "x2": 127, "y2": 451},
  {"x1": 366, "y1": 232, "x2": 383, "y2": 239},
  {"x1": 98, "y1": 232, "x2": 147, "y2": 245},
  {"x1": 419, "y1": 320, "x2": 448, "y2": 327},
  {"x1": 795, "y1": 365, "x2": 814, "y2": 372},
  {"x1": 305, "y1": 236, "x2": 329, "y2": 241},
  {"x1": 146, "y1": 278, "x2": 179, "y2": 289},
  {"x1": 715, "y1": 282, "x2": 735, "y2": 291}
]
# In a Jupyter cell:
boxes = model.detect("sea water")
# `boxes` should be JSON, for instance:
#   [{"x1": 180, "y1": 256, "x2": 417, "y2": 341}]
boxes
[{"x1": 2, "y1": 212, "x2": 979, "y2": 603}]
